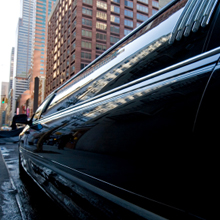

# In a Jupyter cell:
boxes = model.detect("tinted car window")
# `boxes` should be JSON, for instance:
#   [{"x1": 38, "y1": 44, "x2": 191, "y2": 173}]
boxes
[{"x1": 43, "y1": 0, "x2": 214, "y2": 118}]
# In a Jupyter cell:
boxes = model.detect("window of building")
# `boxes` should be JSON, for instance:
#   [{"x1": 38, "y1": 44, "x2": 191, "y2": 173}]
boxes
[
  {"x1": 83, "y1": 0, "x2": 93, "y2": 5},
  {"x1": 152, "y1": 9, "x2": 158, "y2": 15},
  {"x1": 97, "y1": 1, "x2": 107, "y2": 10},
  {"x1": 110, "y1": 25, "x2": 120, "y2": 34},
  {"x1": 71, "y1": 64, "x2": 75, "y2": 73},
  {"x1": 111, "y1": 5, "x2": 120, "y2": 13},
  {"x1": 124, "y1": 0, "x2": 133, "y2": 8},
  {"x1": 81, "y1": 51, "x2": 92, "y2": 59},
  {"x1": 124, "y1": 19, "x2": 133, "y2": 27},
  {"x1": 110, "y1": 15, "x2": 120, "y2": 23},
  {"x1": 124, "y1": 29, "x2": 131, "y2": 35},
  {"x1": 82, "y1": 41, "x2": 92, "y2": 49},
  {"x1": 81, "y1": 63, "x2": 88, "y2": 70},
  {"x1": 82, "y1": 29, "x2": 92, "y2": 38},
  {"x1": 82, "y1": 7, "x2": 92, "y2": 16},
  {"x1": 152, "y1": 1, "x2": 159, "y2": 8},
  {"x1": 97, "y1": 11, "x2": 107, "y2": 20},
  {"x1": 66, "y1": 68, "x2": 69, "y2": 77},
  {"x1": 82, "y1": 18, "x2": 92, "y2": 26},
  {"x1": 66, "y1": 59, "x2": 70, "y2": 67},
  {"x1": 110, "y1": 36, "x2": 120, "y2": 43},
  {"x1": 137, "y1": 4, "x2": 148, "y2": 13},
  {"x1": 96, "y1": 44, "x2": 106, "y2": 51},
  {"x1": 124, "y1": 9, "x2": 133, "y2": 17},
  {"x1": 138, "y1": 0, "x2": 148, "y2": 4},
  {"x1": 137, "y1": 13, "x2": 148, "y2": 21},
  {"x1": 111, "y1": 0, "x2": 120, "y2": 3},
  {"x1": 71, "y1": 53, "x2": 75, "y2": 62},
  {"x1": 96, "y1": 32, "x2": 107, "y2": 41},
  {"x1": 96, "y1": 21, "x2": 107, "y2": 30}
]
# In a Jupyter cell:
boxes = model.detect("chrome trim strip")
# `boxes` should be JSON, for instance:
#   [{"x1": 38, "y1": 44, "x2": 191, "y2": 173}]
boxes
[
  {"x1": 206, "y1": 0, "x2": 219, "y2": 26},
  {"x1": 169, "y1": 0, "x2": 219, "y2": 43},
  {"x1": 38, "y1": 47, "x2": 220, "y2": 124},
  {"x1": 169, "y1": 0, "x2": 194, "y2": 44},
  {"x1": 191, "y1": 0, "x2": 208, "y2": 32},
  {"x1": 39, "y1": 65, "x2": 217, "y2": 125},
  {"x1": 184, "y1": 0, "x2": 205, "y2": 36},
  {"x1": 175, "y1": 0, "x2": 197, "y2": 41},
  {"x1": 201, "y1": 0, "x2": 218, "y2": 27}
]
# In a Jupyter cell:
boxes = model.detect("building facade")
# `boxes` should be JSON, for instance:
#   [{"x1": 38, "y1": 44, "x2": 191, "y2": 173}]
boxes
[
  {"x1": 28, "y1": 0, "x2": 57, "y2": 115},
  {"x1": 8, "y1": 48, "x2": 14, "y2": 93},
  {"x1": 12, "y1": 0, "x2": 35, "y2": 115},
  {"x1": 159, "y1": 0, "x2": 172, "y2": 9},
  {"x1": 46, "y1": 0, "x2": 159, "y2": 96},
  {"x1": 12, "y1": 0, "x2": 57, "y2": 116}
]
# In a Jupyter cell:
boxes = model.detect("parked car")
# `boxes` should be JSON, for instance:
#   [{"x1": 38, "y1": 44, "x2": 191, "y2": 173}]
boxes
[{"x1": 17, "y1": 0, "x2": 219, "y2": 219}]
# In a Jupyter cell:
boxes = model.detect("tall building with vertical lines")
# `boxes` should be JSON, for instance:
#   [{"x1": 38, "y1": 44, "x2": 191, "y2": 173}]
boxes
[
  {"x1": 15, "y1": 0, "x2": 35, "y2": 79},
  {"x1": 13, "y1": 0, "x2": 35, "y2": 114},
  {"x1": 46, "y1": 0, "x2": 159, "y2": 96},
  {"x1": 12, "y1": 0, "x2": 57, "y2": 116},
  {"x1": 28, "y1": 0, "x2": 57, "y2": 115},
  {"x1": 8, "y1": 47, "x2": 14, "y2": 93}
]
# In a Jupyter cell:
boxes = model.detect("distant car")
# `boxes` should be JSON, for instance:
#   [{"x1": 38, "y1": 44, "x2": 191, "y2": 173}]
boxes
[{"x1": 17, "y1": 0, "x2": 219, "y2": 219}]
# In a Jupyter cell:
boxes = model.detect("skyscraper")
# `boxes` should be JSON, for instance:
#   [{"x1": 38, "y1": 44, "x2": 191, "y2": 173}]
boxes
[
  {"x1": 8, "y1": 47, "x2": 14, "y2": 93},
  {"x1": 29, "y1": 0, "x2": 57, "y2": 114},
  {"x1": 13, "y1": 0, "x2": 57, "y2": 116},
  {"x1": 13, "y1": 0, "x2": 35, "y2": 114},
  {"x1": 15, "y1": 0, "x2": 35, "y2": 79},
  {"x1": 46, "y1": 0, "x2": 159, "y2": 96}
]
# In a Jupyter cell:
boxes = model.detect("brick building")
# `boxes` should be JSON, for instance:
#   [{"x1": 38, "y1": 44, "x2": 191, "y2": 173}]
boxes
[{"x1": 46, "y1": 0, "x2": 159, "y2": 96}]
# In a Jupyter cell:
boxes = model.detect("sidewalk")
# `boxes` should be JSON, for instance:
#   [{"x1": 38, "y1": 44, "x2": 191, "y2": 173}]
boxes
[{"x1": 0, "y1": 149, "x2": 22, "y2": 220}]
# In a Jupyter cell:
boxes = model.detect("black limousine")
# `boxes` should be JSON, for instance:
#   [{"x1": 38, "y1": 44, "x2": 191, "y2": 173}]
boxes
[{"x1": 16, "y1": 0, "x2": 219, "y2": 219}]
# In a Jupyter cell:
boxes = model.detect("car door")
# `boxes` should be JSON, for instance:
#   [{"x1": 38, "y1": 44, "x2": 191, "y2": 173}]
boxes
[{"x1": 191, "y1": 5, "x2": 220, "y2": 218}]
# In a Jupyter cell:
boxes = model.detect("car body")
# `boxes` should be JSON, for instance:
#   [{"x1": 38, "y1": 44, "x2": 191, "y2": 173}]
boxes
[{"x1": 18, "y1": 0, "x2": 220, "y2": 219}]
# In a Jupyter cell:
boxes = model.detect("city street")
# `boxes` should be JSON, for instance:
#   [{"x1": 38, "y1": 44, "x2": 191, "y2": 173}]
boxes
[{"x1": 0, "y1": 143, "x2": 72, "y2": 220}]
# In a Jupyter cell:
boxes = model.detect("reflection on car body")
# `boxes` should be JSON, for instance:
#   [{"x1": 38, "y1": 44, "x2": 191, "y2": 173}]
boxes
[{"x1": 18, "y1": 0, "x2": 220, "y2": 219}]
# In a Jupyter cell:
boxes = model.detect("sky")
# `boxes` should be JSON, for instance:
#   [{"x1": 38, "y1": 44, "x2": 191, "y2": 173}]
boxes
[{"x1": 0, "y1": 0, "x2": 21, "y2": 94}]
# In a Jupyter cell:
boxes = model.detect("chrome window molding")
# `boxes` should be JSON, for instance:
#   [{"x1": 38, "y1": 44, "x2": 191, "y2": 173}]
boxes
[
  {"x1": 169, "y1": 0, "x2": 219, "y2": 44},
  {"x1": 38, "y1": 47, "x2": 220, "y2": 125}
]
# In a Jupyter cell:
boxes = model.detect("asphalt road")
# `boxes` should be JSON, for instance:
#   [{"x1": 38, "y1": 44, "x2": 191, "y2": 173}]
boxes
[{"x1": 0, "y1": 143, "x2": 73, "y2": 220}]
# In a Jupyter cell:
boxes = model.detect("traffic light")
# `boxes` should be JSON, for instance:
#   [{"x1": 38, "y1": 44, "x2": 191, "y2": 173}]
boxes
[{"x1": 1, "y1": 97, "x2": 7, "y2": 104}]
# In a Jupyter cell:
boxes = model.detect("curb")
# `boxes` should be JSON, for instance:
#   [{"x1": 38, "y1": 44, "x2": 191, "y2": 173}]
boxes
[{"x1": 0, "y1": 148, "x2": 27, "y2": 220}]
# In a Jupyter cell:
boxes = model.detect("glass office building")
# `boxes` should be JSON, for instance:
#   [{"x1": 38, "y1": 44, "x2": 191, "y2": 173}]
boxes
[
  {"x1": 16, "y1": 0, "x2": 35, "y2": 79},
  {"x1": 13, "y1": 0, "x2": 57, "y2": 115},
  {"x1": 12, "y1": 0, "x2": 35, "y2": 115}
]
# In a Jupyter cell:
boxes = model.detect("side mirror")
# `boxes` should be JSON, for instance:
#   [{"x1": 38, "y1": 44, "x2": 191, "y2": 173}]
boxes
[{"x1": 11, "y1": 114, "x2": 30, "y2": 130}]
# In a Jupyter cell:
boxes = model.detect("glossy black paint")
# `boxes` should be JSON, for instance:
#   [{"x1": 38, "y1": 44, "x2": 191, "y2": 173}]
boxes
[{"x1": 19, "y1": 1, "x2": 220, "y2": 219}]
